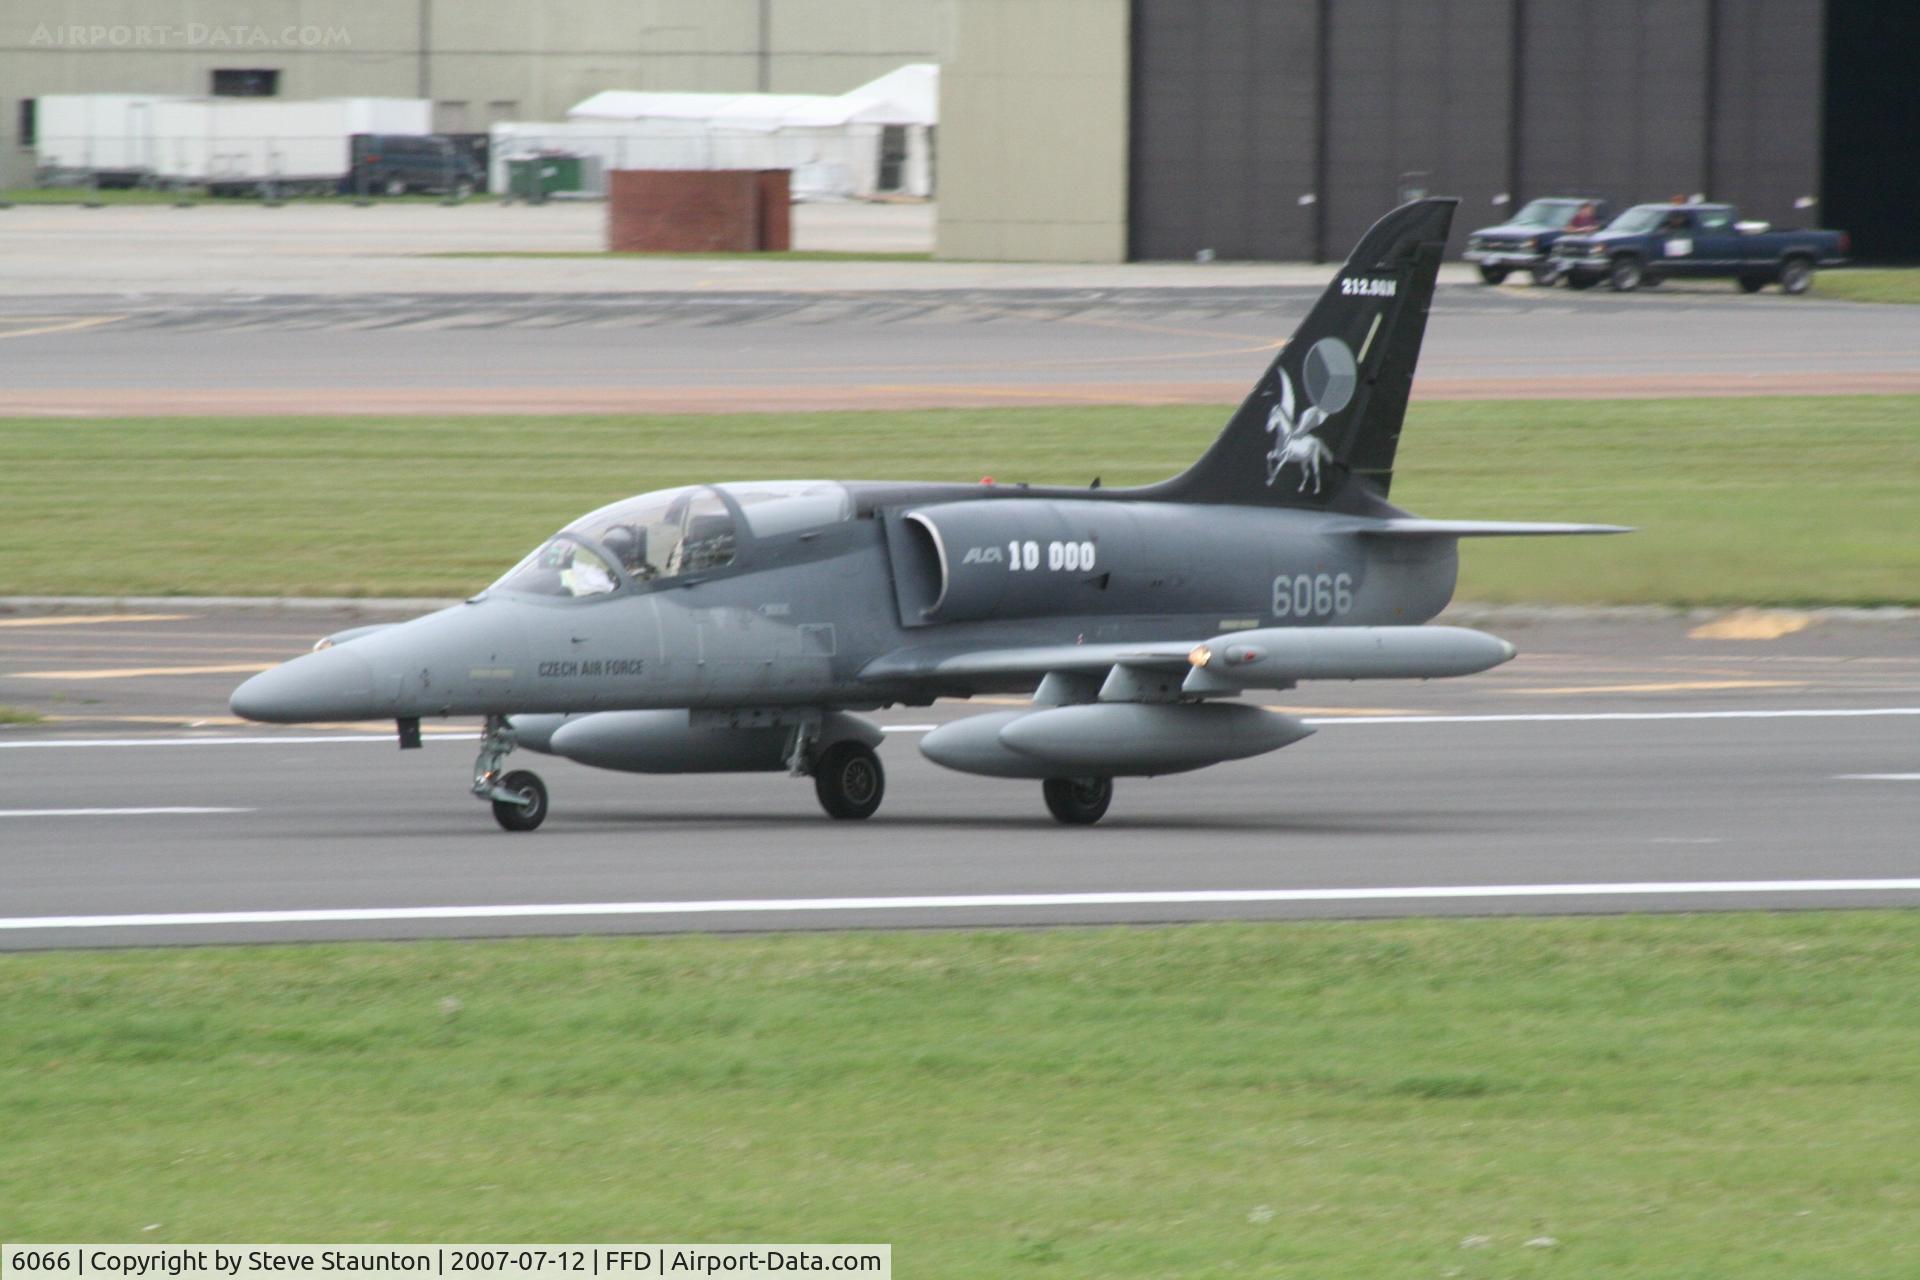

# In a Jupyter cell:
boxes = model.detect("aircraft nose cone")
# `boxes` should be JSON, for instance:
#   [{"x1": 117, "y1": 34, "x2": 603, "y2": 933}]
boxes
[{"x1": 230, "y1": 646, "x2": 377, "y2": 723}]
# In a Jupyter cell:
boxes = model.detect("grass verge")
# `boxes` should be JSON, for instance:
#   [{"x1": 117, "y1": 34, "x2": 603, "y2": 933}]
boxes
[
  {"x1": 3, "y1": 914, "x2": 1917, "y2": 1275},
  {"x1": 0, "y1": 704, "x2": 46, "y2": 724},
  {"x1": 1815, "y1": 268, "x2": 1920, "y2": 304},
  {"x1": 0, "y1": 187, "x2": 495, "y2": 206},
  {"x1": 1812, "y1": 266, "x2": 1920, "y2": 305},
  {"x1": 2, "y1": 396, "x2": 1915, "y2": 603}
]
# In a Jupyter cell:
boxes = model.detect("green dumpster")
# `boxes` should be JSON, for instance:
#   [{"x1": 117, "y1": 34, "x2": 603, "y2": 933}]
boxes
[{"x1": 507, "y1": 156, "x2": 584, "y2": 200}]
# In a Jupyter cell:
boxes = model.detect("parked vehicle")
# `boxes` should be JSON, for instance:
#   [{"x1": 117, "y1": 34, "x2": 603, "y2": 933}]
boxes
[
  {"x1": 1463, "y1": 198, "x2": 1611, "y2": 285},
  {"x1": 1550, "y1": 203, "x2": 1849, "y2": 294},
  {"x1": 347, "y1": 134, "x2": 484, "y2": 196}
]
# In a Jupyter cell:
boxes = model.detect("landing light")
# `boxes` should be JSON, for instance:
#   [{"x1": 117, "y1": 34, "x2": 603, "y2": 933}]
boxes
[{"x1": 1188, "y1": 644, "x2": 1213, "y2": 668}]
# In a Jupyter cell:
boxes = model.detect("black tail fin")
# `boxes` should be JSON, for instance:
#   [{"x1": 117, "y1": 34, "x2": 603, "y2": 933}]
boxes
[{"x1": 1148, "y1": 197, "x2": 1456, "y2": 508}]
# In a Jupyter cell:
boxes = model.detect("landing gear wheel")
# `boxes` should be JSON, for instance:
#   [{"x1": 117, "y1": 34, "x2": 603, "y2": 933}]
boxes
[
  {"x1": 1043, "y1": 777, "x2": 1113, "y2": 826},
  {"x1": 491, "y1": 769, "x2": 548, "y2": 832},
  {"x1": 815, "y1": 741, "x2": 884, "y2": 820},
  {"x1": 1477, "y1": 265, "x2": 1508, "y2": 285}
]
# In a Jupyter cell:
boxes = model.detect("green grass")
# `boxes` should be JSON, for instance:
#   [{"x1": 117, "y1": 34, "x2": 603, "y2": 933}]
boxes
[
  {"x1": 0, "y1": 186, "x2": 495, "y2": 206},
  {"x1": 0, "y1": 704, "x2": 45, "y2": 724},
  {"x1": 1815, "y1": 268, "x2": 1920, "y2": 304},
  {"x1": 3, "y1": 915, "x2": 1918, "y2": 1274},
  {"x1": 427, "y1": 249, "x2": 935, "y2": 262},
  {"x1": 1, "y1": 396, "x2": 1915, "y2": 603}
]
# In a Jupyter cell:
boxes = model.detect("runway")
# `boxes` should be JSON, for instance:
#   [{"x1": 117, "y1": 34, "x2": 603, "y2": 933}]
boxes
[
  {"x1": 6, "y1": 284, "x2": 1919, "y2": 415},
  {"x1": 1, "y1": 606, "x2": 1914, "y2": 948}
]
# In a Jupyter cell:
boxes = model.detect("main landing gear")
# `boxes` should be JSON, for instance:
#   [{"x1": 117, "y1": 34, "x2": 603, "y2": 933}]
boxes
[
  {"x1": 474, "y1": 715, "x2": 549, "y2": 832},
  {"x1": 1043, "y1": 776, "x2": 1113, "y2": 825},
  {"x1": 813, "y1": 739, "x2": 886, "y2": 820}
]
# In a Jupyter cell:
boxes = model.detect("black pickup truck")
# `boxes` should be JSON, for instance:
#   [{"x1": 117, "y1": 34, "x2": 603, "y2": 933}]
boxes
[{"x1": 1549, "y1": 203, "x2": 1848, "y2": 294}]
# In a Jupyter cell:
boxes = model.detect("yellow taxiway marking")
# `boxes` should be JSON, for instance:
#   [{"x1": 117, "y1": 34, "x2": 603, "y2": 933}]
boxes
[
  {"x1": 0, "y1": 314, "x2": 127, "y2": 340},
  {"x1": 1513, "y1": 679, "x2": 1805, "y2": 695},
  {"x1": 1688, "y1": 610, "x2": 1820, "y2": 641},
  {"x1": 0, "y1": 613, "x2": 189, "y2": 628},
  {"x1": 11, "y1": 662, "x2": 277, "y2": 681}
]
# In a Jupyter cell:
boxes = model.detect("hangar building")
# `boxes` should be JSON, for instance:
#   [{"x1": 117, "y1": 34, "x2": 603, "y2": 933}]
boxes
[{"x1": 938, "y1": 0, "x2": 1916, "y2": 262}]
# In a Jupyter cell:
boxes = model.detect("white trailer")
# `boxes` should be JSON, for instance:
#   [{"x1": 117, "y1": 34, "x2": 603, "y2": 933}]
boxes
[
  {"x1": 33, "y1": 94, "x2": 189, "y2": 182},
  {"x1": 150, "y1": 98, "x2": 431, "y2": 191},
  {"x1": 34, "y1": 95, "x2": 431, "y2": 191}
]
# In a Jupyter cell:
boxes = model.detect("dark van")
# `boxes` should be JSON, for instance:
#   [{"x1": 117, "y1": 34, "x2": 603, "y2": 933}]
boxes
[{"x1": 347, "y1": 134, "x2": 485, "y2": 197}]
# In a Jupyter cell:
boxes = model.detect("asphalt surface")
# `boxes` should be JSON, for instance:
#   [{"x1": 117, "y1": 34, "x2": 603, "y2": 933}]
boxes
[
  {"x1": 6, "y1": 282, "x2": 1918, "y2": 415},
  {"x1": 2, "y1": 606, "x2": 1915, "y2": 949}
]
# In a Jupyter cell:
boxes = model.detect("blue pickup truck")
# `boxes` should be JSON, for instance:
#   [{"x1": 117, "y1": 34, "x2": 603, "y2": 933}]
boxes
[{"x1": 1548, "y1": 203, "x2": 1849, "y2": 294}]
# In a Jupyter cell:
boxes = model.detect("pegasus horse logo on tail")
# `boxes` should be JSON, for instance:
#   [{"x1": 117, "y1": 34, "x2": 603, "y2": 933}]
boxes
[{"x1": 1264, "y1": 335, "x2": 1357, "y2": 493}]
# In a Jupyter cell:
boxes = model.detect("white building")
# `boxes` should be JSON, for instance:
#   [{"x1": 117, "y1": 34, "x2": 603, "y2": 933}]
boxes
[{"x1": 489, "y1": 64, "x2": 936, "y2": 200}]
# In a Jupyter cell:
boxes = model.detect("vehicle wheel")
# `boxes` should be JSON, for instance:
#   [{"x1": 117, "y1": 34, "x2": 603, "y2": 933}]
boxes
[
  {"x1": 1529, "y1": 265, "x2": 1559, "y2": 286},
  {"x1": 1737, "y1": 275, "x2": 1767, "y2": 293},
  {"x1": 1477, "y1": 265, "x2": 1508, "y2": 285},
  {"x1": 815, "y1": 741, "x2": 884, "y2": 820},
  {"x1": 1043, "y1": 776, "x2": 1113, "y2": 826},
  {"x1": 491, "y1": 770, "x2": 548, "y2": 832},
  {"x1": 1779, "y1": 257, "x2": 1814, "y2": 295},
  {"x1": 1607, "y1": 257, "x2": 1644, "y2": 292},
  {"x1": 1565, "y1": 272, "x2": 1599, "y2": 291}
]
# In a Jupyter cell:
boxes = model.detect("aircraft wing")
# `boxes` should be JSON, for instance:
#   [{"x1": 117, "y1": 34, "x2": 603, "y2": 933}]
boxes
[
  {"x1": 1326, "y1": 517, "x2": 1633, "y2": 537},
  {"x1": 860, "y1": 625, "x2": 1514, "y2": 692},
  {"x1": 859, "y1": 641, "x2": 1196, "y2": 682}
]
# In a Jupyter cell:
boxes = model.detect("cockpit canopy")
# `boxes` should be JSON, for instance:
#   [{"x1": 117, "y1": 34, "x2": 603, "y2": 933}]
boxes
[{"x1": 490, "y1": 481, "x2": 852, "y2": 599}]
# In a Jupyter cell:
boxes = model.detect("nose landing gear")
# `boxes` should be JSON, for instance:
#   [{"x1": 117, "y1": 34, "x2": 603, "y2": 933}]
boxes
[{"x1": 474, "y1": 715, "x2": 549, "y2": 832}]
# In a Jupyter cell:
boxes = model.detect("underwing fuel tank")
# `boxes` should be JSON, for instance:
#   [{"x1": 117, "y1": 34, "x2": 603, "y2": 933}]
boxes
[
  {"x1": 538, "y1": 709, "x2": 882, "y2": 775},
  {"x1": 920, "y1": 704, "x2": 1313, "y2": 779},
  {"x1": 1183, "y1": 625, "x2": 1515, "y2": 693}
]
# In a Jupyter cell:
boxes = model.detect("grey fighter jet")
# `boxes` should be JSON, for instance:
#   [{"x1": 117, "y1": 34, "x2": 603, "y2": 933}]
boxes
[{"x1": 231, "y1": 198, "x2": 1625, "y2": 830}]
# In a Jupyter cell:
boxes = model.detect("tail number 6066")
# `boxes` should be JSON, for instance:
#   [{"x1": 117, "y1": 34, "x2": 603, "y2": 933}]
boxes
[{"x1": 1272, "y1": 572, "x2": 1352, "y2": 618}]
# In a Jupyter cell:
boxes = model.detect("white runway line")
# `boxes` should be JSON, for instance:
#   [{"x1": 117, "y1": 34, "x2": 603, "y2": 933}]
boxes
[
  {"x1": 0, "y1": 734, "x2": 482, "y2": 749},
  {"x1": 1305, "y1": 707, "x2": 1920, "y2": 726},
  {"x1": 1835, "y1": 773, "x2": 1920, "y2": 781},
  {"x1": 0, "y1": 806, "x2": 253, "y2": 818},
  {"x1": 1, "y1": 706, "x2": 1917, "y2": 750},
  {"x1": 7, "y1": 879, "x2": 1920, "y2": 932}
]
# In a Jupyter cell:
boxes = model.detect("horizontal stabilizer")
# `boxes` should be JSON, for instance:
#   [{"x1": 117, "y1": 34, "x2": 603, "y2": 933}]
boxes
[{"x1": 1327, "y1": 518, "x2": 1633, "y2": 538}]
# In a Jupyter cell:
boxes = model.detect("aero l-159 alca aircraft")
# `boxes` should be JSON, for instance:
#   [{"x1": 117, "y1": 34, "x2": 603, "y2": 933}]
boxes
[{"x1": 232, "y1": 198, "x2": 1625, "y2": 830}]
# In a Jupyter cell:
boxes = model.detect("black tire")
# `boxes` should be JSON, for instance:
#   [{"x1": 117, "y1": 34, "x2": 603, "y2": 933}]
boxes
[
  {"x1": 1043, "y1": 777, "x2": 1113, "y2": 826},
  {"x1": 1737, "y1": 275, "x2": 1767, "y2": 294},
  {"x1": 491, "y1": 769, "x2": 548, "y2": 832},
  {"x1": 1607, "y1": 256, "x2": 1644, "y2": 292},
  {"x1": 814, "y1": 741, "x2": 885, "y2": 820},
  {"x1": 1779, "y1": 256, "x2": 1814, "y2": 295},
  {"x1": 1529, "y1": 265, "x2": 1559, "y2": 286},
  {"x1": 1565, "y1": 272, "x2": 1599, "y2": 291},
  {"x1": 1476, "y1": 265, "x2": 1508, "y2": 285}
]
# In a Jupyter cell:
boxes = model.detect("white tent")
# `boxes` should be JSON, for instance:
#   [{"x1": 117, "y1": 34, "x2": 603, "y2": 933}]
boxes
[{"x1": 490, "y1": 64, "x2": 937, "y2": 200}]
